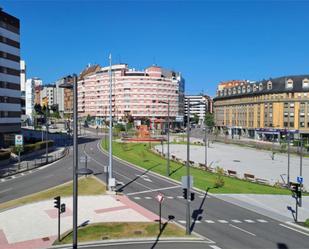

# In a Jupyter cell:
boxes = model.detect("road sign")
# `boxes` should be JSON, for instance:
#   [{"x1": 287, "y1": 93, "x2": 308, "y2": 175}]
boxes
[
  {"x1": 176, "y1": 116, "x2": 184, "y2": 122},
  {"x1": 109, "y1": 177, "x2": 116, "y2": 187},
  {"x1": 15, "y1": 134, "x2": 23, "y2": 146},
  {"x1": 181, "y1": 176, "x2": 193, "y2": 189},
  {"x1": 297, "y1": 176, "x2": 303, "y2": 184},
  {"x1": 80, "y1": 156, "x2": 90, "y2": 163},
  {"x1": 156, "y1": 193, "x2": 164, "y2": 203}
]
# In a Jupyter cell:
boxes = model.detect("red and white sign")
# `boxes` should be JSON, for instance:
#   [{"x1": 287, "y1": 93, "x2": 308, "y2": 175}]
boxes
[{"x1": 156, "y1": 193, "x2": 164, "y2": 203}]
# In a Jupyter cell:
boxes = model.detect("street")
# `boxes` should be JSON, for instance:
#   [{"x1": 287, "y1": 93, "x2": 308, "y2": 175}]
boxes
[{"x1": 1, "y1": 132, "x2": 309, "y2": 249}]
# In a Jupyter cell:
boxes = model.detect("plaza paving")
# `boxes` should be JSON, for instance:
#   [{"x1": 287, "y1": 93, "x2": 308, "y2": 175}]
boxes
[
  {"x1": 0, "y1": 195, "x2": 158, "y2": 249},
  {"x1": 157, "y1": 142, "x2": 309, "y2": 190}
]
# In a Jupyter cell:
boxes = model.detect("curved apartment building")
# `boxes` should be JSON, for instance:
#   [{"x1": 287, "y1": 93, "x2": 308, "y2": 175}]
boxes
[
  {"x1": 77, "y1": 64, "x2": 185, "y2": 124},
  {"x1": 214, "y1": 75, "x2": 309, "y2": 140}
]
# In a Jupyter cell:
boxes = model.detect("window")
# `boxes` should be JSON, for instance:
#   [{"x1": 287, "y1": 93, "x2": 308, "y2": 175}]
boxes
[
  {"x1": 303, "y1": 78, "x2": 309, "y2": 88},
  {"x1": 259, "y1": 83, "x2": 263, "y2": 91},
  {"x1": 253, "y1": 85, "x2": 257, "y2": 92},
  {"x1": 286, "y1": 79, "x2": 293, "y2": 89},
  {"x1": 267, "y1": 81, "x2": 272, "y2": 90},
  {"x1": 290, "y1": 122, "x2": 294, "y2": 127}
]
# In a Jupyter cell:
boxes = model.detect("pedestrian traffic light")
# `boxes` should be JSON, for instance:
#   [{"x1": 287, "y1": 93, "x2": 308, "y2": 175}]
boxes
[
  {"x1": 54, "y1": 196, "x2": 60, "y2": 209},
  {"x1": 190, "y1": 192, "x2": 195, "y2": 201},
  {"x1": 60, "y1": 203, "x2": 66, "y2": 213},
  {"x1": 182, "y1": 188, "x2": 187, "y2": 199}
]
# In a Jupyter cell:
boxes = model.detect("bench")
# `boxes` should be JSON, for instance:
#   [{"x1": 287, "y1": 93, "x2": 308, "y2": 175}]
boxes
[
  {"x1": 189, "y1": 160, "x2": 195, "y2": 166},
  {"x1": 255, "y1": 178, "x2": 269, "y2": 185},
  {"x1": 227, "y1": 170, "x2": 237, "y2": 177},
  {"x1": 244, "y1": 173, "x2": 255, "y2": 181}
]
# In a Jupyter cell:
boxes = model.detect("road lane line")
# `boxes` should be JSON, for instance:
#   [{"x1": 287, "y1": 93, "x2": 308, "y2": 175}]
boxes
[
  {"x1": 133, "y1": 197, "x2": 141, "y2": 200},
  {"x1": 209, "y1": 245, "x2": 223, "y2": 249},
  {"x1": 244, "y1": 219, "x2": 255, "y2": 223},
  {"x1": 84, "y1": 150, "x2": 152, "y2": 191},
  {"x1": 126, "y1": 185, "x2": 180, "y2": 196},
  {"x1": 229, "y1": 224, "x2": 256, "y2": 236},
  {"x1": 178, "y1": 220, "x2": 186, "y2": 224},
  {"x1": 0, "y1": 188, "x2": 12, "y2": 194},
  {"x1": 218, "y1": 220, "x2": 228, "y2": 223},
  {"x1": 257, "y1": 219, "x2": 268, "y2": 223},
  {"x1": 144, "y1": 196, "x2": 152, "y2": 199},
  {"x1": 279, "y1": 223, "x2": 309, "y2": 237},
  {"x1": 231, "y1": 219, "x2": 242, "y2": 223},
  {"x1": 205, "y1": 220, "x2": 215, "y2": 223}
]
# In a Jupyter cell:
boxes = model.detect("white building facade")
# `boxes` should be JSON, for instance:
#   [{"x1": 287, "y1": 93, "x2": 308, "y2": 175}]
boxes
[
  {"x1": 184, "y1": 95, "x2": 212, "y2": 124},
  {"x1": 0, "y1": 9, "x2": 21, "y2": 147}
]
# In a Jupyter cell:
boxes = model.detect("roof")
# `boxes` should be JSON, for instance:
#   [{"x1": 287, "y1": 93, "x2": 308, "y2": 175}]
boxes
[{"x1": 214, "y1": 75, "x2": 309, "y2": 101}]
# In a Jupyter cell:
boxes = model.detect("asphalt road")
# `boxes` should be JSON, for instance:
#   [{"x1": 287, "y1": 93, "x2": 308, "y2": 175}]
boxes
[{"x1": 1, "y1": 131, "x2": 309, "y2": 249}]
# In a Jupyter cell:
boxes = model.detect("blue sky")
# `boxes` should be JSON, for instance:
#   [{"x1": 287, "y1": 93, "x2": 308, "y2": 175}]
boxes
[{"x1": 2, "y1": 0, "x2": 309, "y2": 96}]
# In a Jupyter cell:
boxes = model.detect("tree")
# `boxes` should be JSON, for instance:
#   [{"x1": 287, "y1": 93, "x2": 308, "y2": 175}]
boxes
[
  {"x1": 205, "y1": 113, "x2": 215, "y2": 128},
  {"x1": 193, "y1": 113, "x2": 199, "y2": 124}
]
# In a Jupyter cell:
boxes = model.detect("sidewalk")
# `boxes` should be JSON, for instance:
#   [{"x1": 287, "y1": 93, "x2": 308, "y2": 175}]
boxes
[{"x1": 0, "y1": 195, "x2": 159, "y2": 249}]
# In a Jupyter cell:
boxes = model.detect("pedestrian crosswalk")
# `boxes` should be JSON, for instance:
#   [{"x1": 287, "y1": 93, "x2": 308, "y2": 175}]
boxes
[
  {"x1": 132, "y1": 195, "x2": 210, "y2": 200},
  {"x1": 175, "y1": 219, "x2": 269, "y2": 224}
]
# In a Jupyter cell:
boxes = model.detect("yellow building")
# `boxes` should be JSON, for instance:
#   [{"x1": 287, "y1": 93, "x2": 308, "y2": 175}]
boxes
[{"x1": 214, "y1": 75, "x2": 309, "y2": 140}]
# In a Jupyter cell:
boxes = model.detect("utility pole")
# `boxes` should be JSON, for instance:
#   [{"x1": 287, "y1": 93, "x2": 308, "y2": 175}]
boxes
[
  {"x1": 287, "y1": 131, "x2": 290, "y2": 186},
  {"x1": 167, "y1": 100, "x2": 170, "y2": 176},
  {"x1": 108, "y1": 53, "x2": 113, "y2": 191},
  {"x1": 45, "y1": 107, "x2": 49, "y2": 164},
  {"x1": 72, "y1": 74, "x2": 78, "y2": 249},
  {"x1": 186, "y1": 105, "x2": 191, "y2": 235}
]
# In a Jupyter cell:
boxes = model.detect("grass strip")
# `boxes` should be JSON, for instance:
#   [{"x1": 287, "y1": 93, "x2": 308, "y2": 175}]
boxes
[
  {"x1": 0, "y1": 176, "x2": 105, "y2": 211},
  {"x1": 54, "y1": 222, "x2": 187, "y2": 245},
  {"x1": 103, "y1": 141, "x2": 290, "y2": 195}
]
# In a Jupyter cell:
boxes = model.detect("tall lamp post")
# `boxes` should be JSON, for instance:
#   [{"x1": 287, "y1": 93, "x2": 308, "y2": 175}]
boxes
[
  {"x1": 108, "y1": 53, "x2": 114, "y2": 191},
  {"x1": 158, "y1": 100, "x2": 170, "y2": 176},
  {"x1": 45, "y1": 106, "x2": 49, "y2": 164}
]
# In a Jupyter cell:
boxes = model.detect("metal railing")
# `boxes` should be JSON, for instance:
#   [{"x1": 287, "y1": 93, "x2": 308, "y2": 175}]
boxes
[{"x1": 0, "y1": 147, "x2": 69, "y2": 179}]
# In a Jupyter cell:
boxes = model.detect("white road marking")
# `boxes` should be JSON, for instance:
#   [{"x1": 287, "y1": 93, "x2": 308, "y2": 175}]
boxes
[
  {"x1": 133, "y1": 197, "x2": 141, "y2": 200},
  {"x1": 177, "y1": 196, "x2": 184, "y2": 199},
  {"x1": 231, "y1": 219, "x2": 242, "y2": 223},
  {"x1": 279, "y1": 224, "x2": 309, "y2": 237},
  {"x1": 167, "y1": 196, "x2": 174, "y2": 199},
  {"x1": 209, "y1": 245, "x2": 223, "y2": 249},
  {"x1": 244, "y1": 219, "x2": 255, "y2": 223},
  {"x1": 218, "y1": 220, "x2": 228, "y2": 223},
  {"x1": 205, "y1": 220, "x2": 215, "y2": 223},
  {"x1": 144, "y1": 196, "x2": 152, "y2": 199},
  {"x1": 229, "y1": 224, "x2": 256, "y2": 236},
  {"x1": 178, "y1": 220, "x2": 186, "y2": 224},
  {"x1": 1, "y1": 179, "x2": 5, "y2": 182},
  {"x1": 257, "y1": 219, "x2": 268, "y2": 223},
  {"x1": 194, "y1": 220, "x2": 202, "y2": 223},
  {"x1": 0, "y1": 187, "x2": 12, "y2": 194},
  {"x1": 198, "y1": 195, "x2": 204, "y2": 198},
  {"x1": 126, "y1": 185, "x2": 180, "y2": 196}
]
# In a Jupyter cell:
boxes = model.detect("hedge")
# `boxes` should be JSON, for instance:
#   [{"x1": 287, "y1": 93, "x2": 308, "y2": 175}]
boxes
[{"x1": 11, "y1": 140, "x2": 54, "y2": 155}]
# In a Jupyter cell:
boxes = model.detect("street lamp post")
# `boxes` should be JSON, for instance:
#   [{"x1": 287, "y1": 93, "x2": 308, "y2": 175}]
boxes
[
  {"x1": 45, "y1": 107, "x2": 49, "y2": 164},
  {"x1": 108, "y1": 53, "x2": 113, "y2": 191},
  {"x1": 72, "y1": 74, "x2": 78, "y2": 249},
  {"x1": 158, "y1": 100, "x2": 170, "y2": 176},
  {"x1": 186, "y1": 103, "x2": 191, "y2": 235},
  {"x1": 287, "y1": 131, "x2": 290, "y2": 185}
]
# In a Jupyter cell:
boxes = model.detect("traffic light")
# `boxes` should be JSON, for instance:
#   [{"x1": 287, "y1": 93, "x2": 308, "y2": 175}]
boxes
[
  {"x1": 290, "y1": 182, "x2": 302, "y2": 199},
  {"x1": 60, "y1": 203, "x2": 66, "y2": 213},
  {"x1": 54, "y1": 196, "x2": 60, "y2": 209},
  {"x1": 182, "y1": 188, "x2": 187, "y2": 199},
  {"x1": 190, "y1": 192, "x2": 195, "y2": 201}
]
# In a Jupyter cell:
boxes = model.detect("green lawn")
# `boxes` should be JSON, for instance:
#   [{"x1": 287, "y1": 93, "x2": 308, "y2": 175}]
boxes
[
  {"x1": 103, "y1": 141, "x2": 290, "y2": 194},
  {"x1": 55, "y1": 222, "x2": 187, "y2": 244},
  {"x1": 305, "y1": 219, "x2": 309, "y2": 228}
]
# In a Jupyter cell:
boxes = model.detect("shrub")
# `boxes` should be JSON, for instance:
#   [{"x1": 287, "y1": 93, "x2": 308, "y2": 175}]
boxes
[
  {"x1": 214, "y1": 167, "x2": 225, "y2": 188},
  {"x1": 0, "y1": 150, "x2": 11, "y2": 160},
  {"x1": 305, "y1": 219, "x2": 309, "y2": 228},
  {"x1": 11, "y1": 140, "x2": 54, "y2": 155}
]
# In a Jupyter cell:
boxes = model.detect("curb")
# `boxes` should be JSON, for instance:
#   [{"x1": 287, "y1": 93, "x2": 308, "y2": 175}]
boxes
[
  {"x1": 285, "y1": 221, "x2": 309, "y2": 232},
  {"x1": 48, "y1": 237, "x2": 209, "y2": 249}
]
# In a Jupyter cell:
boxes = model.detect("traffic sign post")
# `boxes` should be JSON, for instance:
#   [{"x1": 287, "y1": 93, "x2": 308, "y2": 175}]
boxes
[
  {"x1": 156, "y1": 193, "x2": 164, "y2": 231},
  {"x1": 289, "y1": 182, "x2": 302, "y2": 221},
  {"x1": 15, "y1": 135, "x2": 23, "y2": 168}
]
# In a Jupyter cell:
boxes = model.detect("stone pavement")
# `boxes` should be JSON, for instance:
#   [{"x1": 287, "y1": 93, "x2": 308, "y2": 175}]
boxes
[
  {"x1": 0, "y1": 195, "x2": 158, "y2": 249},
  {"x1": 157, "y1": 143, "x2": 309, "y2": 190}
]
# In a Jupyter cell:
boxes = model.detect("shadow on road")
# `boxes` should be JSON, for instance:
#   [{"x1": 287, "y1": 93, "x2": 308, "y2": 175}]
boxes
[
  {"x1": 116, "y1": 163, "x2": 160, "y2": 193},
  {"x1": 151, "y1": 215, "x2": 175, "y2": 249},
  {"x1": 190, "y1": 190, "x2": 209, "y2": 233},
  {"x1": 277, "y1": 243, "x2": 289, "y2": 249}
]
